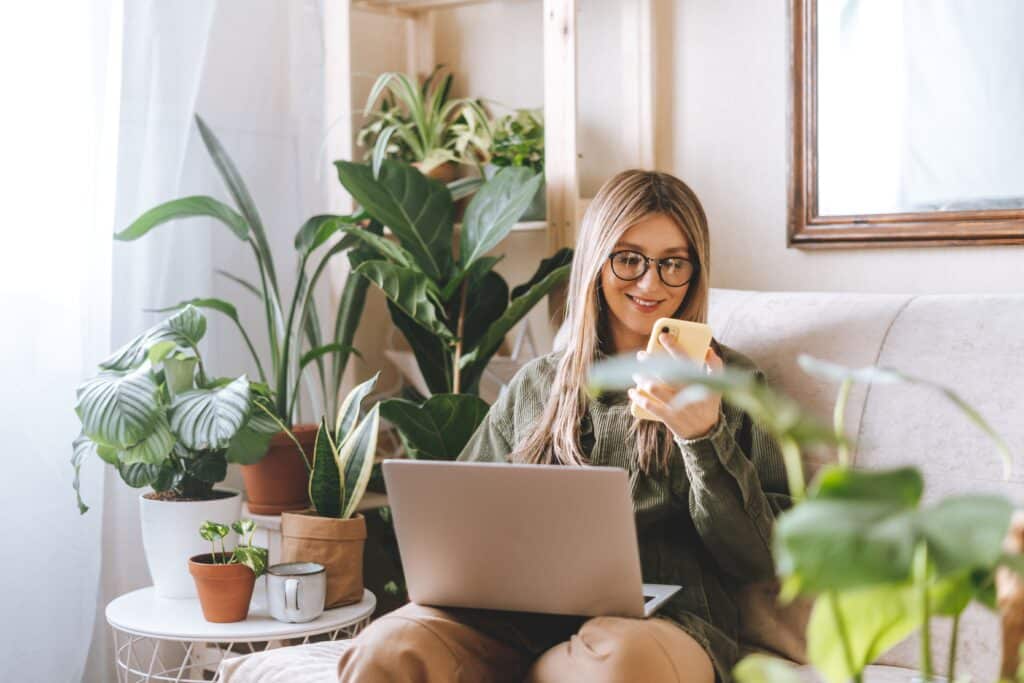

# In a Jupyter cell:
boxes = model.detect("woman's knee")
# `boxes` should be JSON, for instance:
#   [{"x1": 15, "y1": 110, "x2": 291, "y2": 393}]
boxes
[{"x1": 337, "y1": 604, "x2": 459, "y2": 682}]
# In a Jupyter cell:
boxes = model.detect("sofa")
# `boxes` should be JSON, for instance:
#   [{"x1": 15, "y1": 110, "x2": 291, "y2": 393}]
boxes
[{"x1": 221, "y1": 288, "x2": 1024, "y2": 682}]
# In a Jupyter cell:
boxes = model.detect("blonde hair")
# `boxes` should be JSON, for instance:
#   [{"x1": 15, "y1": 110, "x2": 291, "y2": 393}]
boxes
[{"x1": 509, "y1": 170, "x2": 711, "y2": 476}]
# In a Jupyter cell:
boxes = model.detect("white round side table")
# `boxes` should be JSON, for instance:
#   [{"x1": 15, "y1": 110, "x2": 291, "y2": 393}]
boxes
[{"x1": 106, "y1": 586, "x2": 375, "y2": 682}]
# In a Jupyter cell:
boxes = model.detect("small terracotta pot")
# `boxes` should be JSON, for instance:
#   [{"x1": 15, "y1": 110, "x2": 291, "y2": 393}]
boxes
[
  {"x1": 280, "y1": 511, "x2": 367, "y2": 608},
  {"x1": 188, "y1": 553, "x2": 256, "y2": 623},
  {"x1": 241, "y1": 424, "x2": 317, "y2": 515}
]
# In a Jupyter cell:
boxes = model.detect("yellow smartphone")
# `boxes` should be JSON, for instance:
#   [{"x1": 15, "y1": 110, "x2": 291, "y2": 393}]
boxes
[{"x1": 630, "y1": 318, "x2": 714, "y2": 421}]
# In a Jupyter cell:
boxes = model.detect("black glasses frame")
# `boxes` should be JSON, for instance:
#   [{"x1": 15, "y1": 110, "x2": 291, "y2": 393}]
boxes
[{"x1": 607, "y1": 250, "x2": 698, "y2": 288}]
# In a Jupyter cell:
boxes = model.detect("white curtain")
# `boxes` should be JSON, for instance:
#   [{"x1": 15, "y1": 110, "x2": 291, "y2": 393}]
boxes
[
  {"x1": 85, "y1": 2, "x2": 332, "y2": 681},
  {"x1": 0, "y1": 1, "x2": 123, "y2": 682}
]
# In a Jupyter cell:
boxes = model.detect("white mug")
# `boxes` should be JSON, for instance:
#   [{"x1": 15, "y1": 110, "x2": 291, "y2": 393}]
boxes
[{"x1": 266, "y1": 562, "x2": 326, "y2": 623}]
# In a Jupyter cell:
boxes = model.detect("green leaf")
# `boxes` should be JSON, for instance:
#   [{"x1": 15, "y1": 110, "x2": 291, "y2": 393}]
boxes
[
  {"x1": 798, "y1": 354, "x2": 1013, "y2": 479},
  {"x1": 338, "y1": 225, "x2": 417, "y2": 270},
  {"x1": 810, "y1": 466, "x2": 923, "y2": 506},
  {"x1": 224, "y1": 424, "x2": 275, "y2": 465},
  {"x1": 339, "y1": 404, "x2": 381, "y2": 519},
  {"x1": 335, "y1": 159, "x2": 453, "y2": 281},
  {"x1": 733, "y1": 654, "x2": 803, "y2": 683},
  {"x1": 200, "y1": 521, "x2": 229, "y2": 541},
  {"x1": 169, "y1": 376, "x2": 251, "y2": 451},
  {"x1": 461, "y1": 272, "x2": 508, "y2": 351},
  {"x1": 440, "y1": 255, "x2": 503, "y2": 302},
  {"x1": 147, "y1": 341, "x2": 177, "y2": 366},
  {"x1": 163, "y1": 355, "x2": 198, "y2": 397},
  {"x1": 807, "y1": 585, "x2": 919, "y2": 683},
  {"x1": 459, "y1": 166, "x2": 543, "y2": 268},
  {"x1": 118, "y1": 461, "x2": 162, "y2": 488},
  {"x1": 71, "y1": 434, "x2": 98, "y2": 514},
  {"x1": 510, "y1": 247, "x2": 573, "y2": 300},
  {"x1": 101, "y1": 306, "x2": 207, "y2": 371},
  {"x1": 114, "y1": 195, "x2": 248, "y2": 241},
  {"x1": 355, "y1": 260, "x2": 454, "y2": 341},
  {"x1": 233, "y1": 519, "x2": 256, "y2": 536},
  {"x1": 335, "y1": 374, "x2": 380, "y2": 445},
  {"x1": 309, "y1": 419, "x2": 343, "y2": 517},
  {"x1": 300, "y1": 343, "x2": 363, "y2": 375},
  {"x1": 185, "y1": 452, "x2": 228, "y2": 484},
  {"x1": 917, "y1": 495, "x2": 1012, "y2": 576},
  {"x1": 75, "y1": 365, "x2": 161, "y2": 449},
  {"x1": 459, "y1": 263, "x2": 570, "y2": 389},
  {"x1": 386, "y1": 301, "x2": 451, "y2": 395},
  {"x1": 294, "y1": 214, "x2": 355, "y2": 254},
  {"x1": 380, "y1": 394, "x2": 489, "y2": 461},
  {"x1": 448, "y1": 176, "x2": 482, "y2": 202},
  {"x1": 232, "y1": 545, "x2": 268, "y2": 577},
  {"x1": 119, "y1": 416, "x2": 175, "y2": 465}
]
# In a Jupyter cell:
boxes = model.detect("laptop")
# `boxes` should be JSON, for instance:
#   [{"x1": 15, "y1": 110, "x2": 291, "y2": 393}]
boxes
[{"x1": 381, "y1": 459, "x2": 682, "y2": 618}]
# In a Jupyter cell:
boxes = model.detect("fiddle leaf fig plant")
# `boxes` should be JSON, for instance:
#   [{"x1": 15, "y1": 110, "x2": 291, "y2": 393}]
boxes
[
  {"x1": 198, "y1": 519, "x2": 268, "y2": 576},
  {"x1": 72, "y1": 306, "x2": 273, "y2": 513},
  {"x1": 588, "y1": 350, "x2": 1023, "y2": 683}
]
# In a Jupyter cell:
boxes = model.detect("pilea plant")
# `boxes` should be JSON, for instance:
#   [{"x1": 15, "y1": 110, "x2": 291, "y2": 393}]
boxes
[
  {"x1": 588, "y1": 351, "x2": 1024, "y2": 683},
  {"x1": 198, "y1": 519, "x2": 268, "y2": 577}
]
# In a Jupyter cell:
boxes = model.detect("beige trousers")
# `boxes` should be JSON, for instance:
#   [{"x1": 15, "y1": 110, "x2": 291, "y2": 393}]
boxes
[{"x1": 337, "y1": 603, "x2": 714, "y2": 683}]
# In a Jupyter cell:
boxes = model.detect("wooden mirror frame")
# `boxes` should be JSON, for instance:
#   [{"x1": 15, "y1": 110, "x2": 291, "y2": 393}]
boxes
[{"x1": 788, "y1": 0, "x2": 1024, "y2": 249}]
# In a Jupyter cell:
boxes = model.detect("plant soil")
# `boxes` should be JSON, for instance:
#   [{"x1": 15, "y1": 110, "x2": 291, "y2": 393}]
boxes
[{"x1": 143, "y1": 489, "x2": 236, "y2": 503}]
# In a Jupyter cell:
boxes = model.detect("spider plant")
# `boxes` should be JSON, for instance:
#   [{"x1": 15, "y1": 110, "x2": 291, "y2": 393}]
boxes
[{"x1": 360, "y1": 66, "x2": 491, "y2": 176}]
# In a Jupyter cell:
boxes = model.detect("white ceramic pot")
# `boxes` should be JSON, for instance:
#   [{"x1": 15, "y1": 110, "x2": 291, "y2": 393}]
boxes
[{"x1": 139, "y1": 489, "x2": 242, "y2": 598}]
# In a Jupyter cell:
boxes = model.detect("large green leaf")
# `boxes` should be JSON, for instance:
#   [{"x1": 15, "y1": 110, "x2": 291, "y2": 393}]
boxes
[
  {"x1": 339, "y1": 225, "x2": 417, "y2": 270},
  {"x1": 75, "y1": 365, "x2": 161, "y2": 449},
  {"x1": 294, "y1": 213, "x2": 361, "y2": 255},
  {"x1": 118, "y1": 461, "x2": 163, "y2": 488},
  {"x1": 459, "y1": 166, "x2": 543, "y2": 268},
  {"x1": 806, "y1": 586, "x2": 919, "y2": 683},
  {"x1": 115, "y1": 195, "x2": 248, "y2": 242},
  {"x1": 163, "y1": 355, "x2": 198, "y2": 397},
  {"x1": 380, "y1": 394, "x2": 490, "y2": 461},
  {"x1": 339, "y1": 404, "x2": 381, "y2": 519},
  {"x1": 355, "y1": 260, "x2": 454, "y2": 341},
  {"x1": 185, "y1": 452, "x2": 228, "y2": 484},
  {"x1": 510, "y1": 247, "x2": 573, "y2": 300},
  {"x1": 169, "y1": 376, "x2": 251, "y2": 451},
  {"x1": 335, "y1": 374, "x2": 380, "y2": 445},
  {"x1": 440, "y1": 255, "x2": 503, "y2": 302},
  {"x1": 810, "y1": 466, "x2": 923, "y2": 506},
  {"x1": 917, "y1": 495, "x2": 1012, "y2": 576},
  {"x1": 335, "y1": 159, "x2": 453, "y2": 281},
  {"x1": 101, "y1": 306, "x2": 207, "y2": 371},
  {"x1": 149, "y1": 299, "x2": 265, "y2": 382},
  {"x1": 459, "y1": 263, "x2": 570, "y2": 389},
  {"x1": 386, "y1": 301, "x2": 451, "y2": 395},
  {"x1": 118, "y1": 415, "x2": 175, "y2": 465},
  {"x1": 224, "y1": 424, "x2": 275, "y2": 465},
  {"x1": 461, "y1": 272, "x2": 508, "y2": 351},
  {"x1": 309, "y1": 420, "x2": 342, "y2": 517},
  {"x1": 331, "y1": 247, "x2": 375, "y2": 412}
]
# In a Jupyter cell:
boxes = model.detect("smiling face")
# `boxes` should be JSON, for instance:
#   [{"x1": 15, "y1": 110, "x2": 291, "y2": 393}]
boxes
[{"x1": 599, "y1": 213, "x2": 693, "y2": 353}]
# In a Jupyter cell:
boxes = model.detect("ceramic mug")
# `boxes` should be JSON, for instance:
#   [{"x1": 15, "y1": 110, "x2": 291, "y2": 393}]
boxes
[{"x1": 266, "y1": 562, "x2": 326, "y2": 623}]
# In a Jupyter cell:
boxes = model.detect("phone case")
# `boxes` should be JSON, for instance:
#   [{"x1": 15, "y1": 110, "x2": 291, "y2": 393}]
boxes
[{"x1": 630, "y1": 318, "x2": 714, "y2": 421}]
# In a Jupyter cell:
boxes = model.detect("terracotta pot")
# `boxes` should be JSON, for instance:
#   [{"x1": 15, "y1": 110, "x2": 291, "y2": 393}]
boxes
[
  {"x1": 188, "y1": 553, "x2": 256, "y2": 623},
  {"x1": 241, "y1": 424, "x2": 317, "y2": 515},
  {"x1": 280, "y1": 511, "x2": 367, "y2": 608}
]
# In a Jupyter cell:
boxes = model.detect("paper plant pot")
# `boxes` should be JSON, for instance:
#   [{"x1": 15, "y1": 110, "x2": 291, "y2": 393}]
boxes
[
  {"x1": 241, "y1": 424, "x2": 317, "y2": 515},
  {"x1": 188, "y1": 553, "x2": 256, "y2": 623},
  {"x1": 280, "y1": 511, "x2": 366, "y2": 608}
]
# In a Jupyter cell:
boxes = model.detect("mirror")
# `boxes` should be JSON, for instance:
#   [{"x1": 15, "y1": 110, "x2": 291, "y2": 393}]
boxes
[{"x1": 790, "y1": 0, "x2": 1024, "y2": 247}]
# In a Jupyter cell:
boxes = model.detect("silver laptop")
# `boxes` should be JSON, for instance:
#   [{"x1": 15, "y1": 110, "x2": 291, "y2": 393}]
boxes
[{"x1": 381, "y1": 460, "x2": 681, "y2": 618}]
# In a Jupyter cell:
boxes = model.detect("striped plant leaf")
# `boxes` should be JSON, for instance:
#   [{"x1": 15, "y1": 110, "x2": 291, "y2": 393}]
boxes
[
  {"x1": 119, "y1": 415, "x2": 175, "y2": 465},
  {"x1": 339, "y1": 404, "x2": 381, "y2": 519},
  {"x1": 309, "y1": 419, "x2": 343, "y2": 517},
  {"x1": 334, "y1": 373, "x2": 379, "y2": 445},
  {"x1": 72, "y1": 434, "x2": 98, "y2": 514},
  {"x1": 118, "y1": 461, "x2": 162, "y2": 488},
  {"x1": 101, "y1": 305, "x2": 207, "y2": 371},
  {"x1": 75, "y1": 365, "x2": 161, "y2": 449},
  {"x1": 169, "y1": 376, "x2": 251, "y2": 451}
]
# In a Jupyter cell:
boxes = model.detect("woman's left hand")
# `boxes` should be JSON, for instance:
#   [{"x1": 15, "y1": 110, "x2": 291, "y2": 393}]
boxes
[{"x1": 628, "y1": 334, "x2": 725, "y2": 440}]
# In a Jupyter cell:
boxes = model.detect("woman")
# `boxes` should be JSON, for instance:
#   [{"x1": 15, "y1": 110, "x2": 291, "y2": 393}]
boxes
[{"x1": 338, "y1": 170, "x2": 790, "y2": 683}]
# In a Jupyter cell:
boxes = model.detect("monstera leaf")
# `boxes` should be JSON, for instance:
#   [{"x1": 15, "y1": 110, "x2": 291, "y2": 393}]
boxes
[{"x1": 380, "y1": 393, "x2": 490, "y2": 461}]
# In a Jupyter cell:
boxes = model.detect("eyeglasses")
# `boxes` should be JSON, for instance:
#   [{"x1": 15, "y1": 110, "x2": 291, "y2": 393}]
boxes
[{"x1": 607, "y1": 250, "x2": 697, "y2": 288}]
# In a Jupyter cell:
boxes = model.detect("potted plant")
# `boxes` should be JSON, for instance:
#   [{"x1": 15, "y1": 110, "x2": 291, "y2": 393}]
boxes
[
  {"x1": 279, "y1": 375, "x2": 381, "y2": 608},
  {"x1": 358, "y1": 66, "x2": 491, "y2": 181},
  {"x1": 73, "y1": 305, "x2": 272, "y2": 597},
  {"x1": 115, "y1": 114, "x2": 376, "y2": 514},
  {"x1": 189, "y1": 519, "x2": 268, "y2": 623},
  {"x1": 486, "y1": 109, "x2": 544, "y2": 221},
  {"x1": 588, "y1": 352, "x2": 1024, "y2": 683}
]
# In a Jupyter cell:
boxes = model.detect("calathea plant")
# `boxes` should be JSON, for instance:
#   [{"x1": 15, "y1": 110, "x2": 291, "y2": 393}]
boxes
[
  {"x1": 115, "y1": 114, "x2": 374, "y2": 448},
  {"x1": 72, "y1": 306, "x2": 273, "y2": 512},
  {"x1": 589, "y1": 352, "x2": 1024, "y2": 683},
  {"x1": 334, "y1": 158, "x2": 572, "y2": 462}
]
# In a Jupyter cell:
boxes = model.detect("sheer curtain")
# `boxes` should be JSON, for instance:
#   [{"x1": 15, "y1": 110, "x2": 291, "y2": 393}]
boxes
[
  {"x1": 0, "y1": 1, "x2": 123, "y2": 682},
  {"x1": 85, "y1": 2, "x2": 332, "y2": 680}
]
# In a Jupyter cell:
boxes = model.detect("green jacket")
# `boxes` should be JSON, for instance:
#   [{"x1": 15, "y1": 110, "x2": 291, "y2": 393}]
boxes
[{"x1": 457, "y1": 342, "x2": 791, "y2": 681}]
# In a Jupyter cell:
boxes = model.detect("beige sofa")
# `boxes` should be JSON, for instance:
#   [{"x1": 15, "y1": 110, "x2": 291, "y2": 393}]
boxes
[{"x1": 221, "y1": 288, "x2": 1023, "y2": 682}]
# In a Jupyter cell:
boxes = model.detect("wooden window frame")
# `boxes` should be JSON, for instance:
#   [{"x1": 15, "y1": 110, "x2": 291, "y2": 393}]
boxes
[{"x1": 788, "y1": 0, "x2": 1024, "y2": 249}]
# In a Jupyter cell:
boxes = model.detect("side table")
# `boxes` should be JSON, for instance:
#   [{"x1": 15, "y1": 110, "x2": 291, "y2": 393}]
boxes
[{"x1": 106, "y1": 586, "x2": 375, "y2": 682}]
